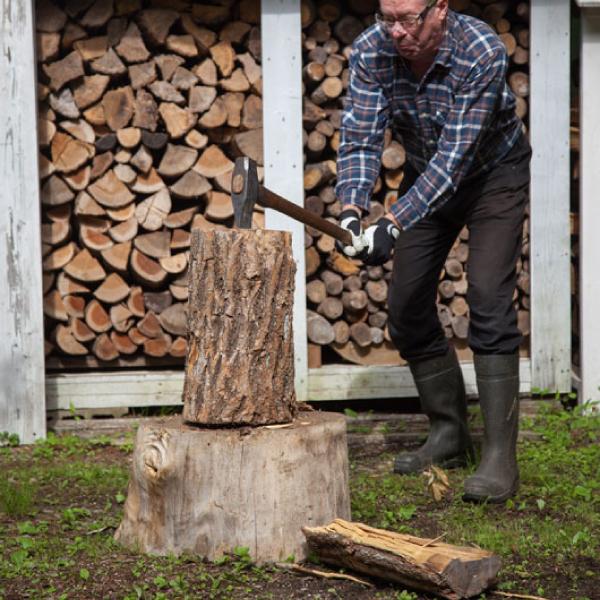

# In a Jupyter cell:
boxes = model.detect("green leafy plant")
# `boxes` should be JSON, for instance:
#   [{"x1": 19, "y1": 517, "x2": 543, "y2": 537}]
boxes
[{"x1": 0, "y1": 432, "x2": 20, "y2": 447}]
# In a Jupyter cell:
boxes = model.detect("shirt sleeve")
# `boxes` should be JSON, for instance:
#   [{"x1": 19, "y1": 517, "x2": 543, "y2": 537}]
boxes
[
  {"x1": 390, "y1": 50, "x2": 509, "y2": 230},
  {"x1": 335, "y1": 44, "x2": 390, "y2": 215}
]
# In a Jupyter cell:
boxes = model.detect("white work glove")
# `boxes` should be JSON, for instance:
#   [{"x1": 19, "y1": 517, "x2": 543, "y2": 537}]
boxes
[
  {"x1": 359, "y1": 217, "x2": 401, "y2": 266},
  {"x1": 337, "y1": 209, "x2": 366, "y2": 257}
]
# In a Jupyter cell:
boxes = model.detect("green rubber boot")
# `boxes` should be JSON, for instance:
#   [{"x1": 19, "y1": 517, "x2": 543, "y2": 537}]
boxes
[
  {"x1": 463, "y1": 353, "x2": 520, "y2": 503},
  {"x1": 394, "y1": 347, "x2": 474, "y2": 475}
]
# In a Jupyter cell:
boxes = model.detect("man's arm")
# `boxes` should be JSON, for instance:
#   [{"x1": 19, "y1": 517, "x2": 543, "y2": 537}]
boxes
[
  {"x1": 390, "y1": 50, "x2": 510, "y2": 230},
  {"x1": 336, "y1": 44, "x2": 390, "y2": 217}
]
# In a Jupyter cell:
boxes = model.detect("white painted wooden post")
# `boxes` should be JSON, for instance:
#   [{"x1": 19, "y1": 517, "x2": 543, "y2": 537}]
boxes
[
  {"x1": 576, "y1": 1, "x2": 600, "y2": 412},
  {"x1": 529, "y1": 0, "x2": 572, "y2": 393},
  {"x1": 260, "y1": 0, "x2": 308, "y2": 401},
  {"x1": 0, "y1": 0, "x2": 47, "y2": 442}
]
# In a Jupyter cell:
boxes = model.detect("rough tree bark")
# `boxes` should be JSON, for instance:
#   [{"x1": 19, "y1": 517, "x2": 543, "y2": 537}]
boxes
[{"x1": 183, "y1": 229, "x2": 297, "y2": 426}]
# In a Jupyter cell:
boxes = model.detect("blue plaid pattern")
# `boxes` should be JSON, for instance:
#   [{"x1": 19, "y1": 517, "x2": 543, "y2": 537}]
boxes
[{"x1": 335, "y1": 11, "x2": 523, "y2": 230}]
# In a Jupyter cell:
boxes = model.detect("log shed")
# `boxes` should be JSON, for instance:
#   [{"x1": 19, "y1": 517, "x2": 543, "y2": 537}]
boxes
[{"x1": 0, "y1": 0, "x2": 583, "y2": 442}]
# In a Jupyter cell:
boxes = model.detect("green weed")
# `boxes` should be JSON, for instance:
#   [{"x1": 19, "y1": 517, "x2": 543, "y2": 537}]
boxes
[{"x1": 0, "y1": 478, "x2": 35, "y2": 517}]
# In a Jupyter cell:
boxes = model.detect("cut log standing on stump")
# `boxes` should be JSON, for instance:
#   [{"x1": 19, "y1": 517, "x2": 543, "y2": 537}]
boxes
[
  {"x1": 183, "y1": 229, "x2": 297, "y2": 426},
  {"x1": 303, "y1": 519, "x2": 501, "y2": 600}
]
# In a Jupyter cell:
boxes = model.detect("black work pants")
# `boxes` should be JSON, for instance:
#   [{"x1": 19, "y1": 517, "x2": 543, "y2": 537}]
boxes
[{"x1": 387, "y1": 135, "x2": 531, "y2": 362}]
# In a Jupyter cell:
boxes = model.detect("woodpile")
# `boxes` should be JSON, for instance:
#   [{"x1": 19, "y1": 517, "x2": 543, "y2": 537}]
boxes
[
  {"x1": 37, "y1": 0, "x2": 531, "y2": 368},
  {"x1": 37, "y1": 0, "x2": 264, "y2": 366},
  {"x1": 300, "y1": 0, "x2": 531, "y2": 367}
]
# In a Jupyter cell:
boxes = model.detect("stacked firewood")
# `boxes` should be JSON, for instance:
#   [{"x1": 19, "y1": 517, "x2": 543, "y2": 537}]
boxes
[
  {"x1": 300, "y1": 0, "x2": 531, "y2": 364},
  {"x1": 37, "y1": 0, "x2": 264, "y2": 365},
  {"x1": 37, "y1": 0, "x2": 531, "y2": 367}
]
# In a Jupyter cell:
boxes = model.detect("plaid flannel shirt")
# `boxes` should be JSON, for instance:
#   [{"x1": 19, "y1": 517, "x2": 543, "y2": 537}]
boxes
[{"x1": 335, "y1": 10, "x2": 523, "y2": 230}]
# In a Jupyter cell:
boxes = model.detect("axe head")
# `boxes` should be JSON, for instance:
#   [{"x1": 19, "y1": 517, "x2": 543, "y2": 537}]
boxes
[{"x1": 231, "y1": 157, "x2": 259, "y2": 229}]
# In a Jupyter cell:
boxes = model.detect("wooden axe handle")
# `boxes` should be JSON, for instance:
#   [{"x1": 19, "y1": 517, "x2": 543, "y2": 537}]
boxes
[{"x1": 258, "y1": 185, "x2": 353, "y2": 246}]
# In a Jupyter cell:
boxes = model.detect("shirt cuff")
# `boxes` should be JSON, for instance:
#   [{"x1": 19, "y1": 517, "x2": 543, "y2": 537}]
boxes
[
  {"x1": 336, "y1": 186, "x2": 371, "y2": 215},
  {"x1": 389, "y1": 188, "x2": 430, "y2": 230}
]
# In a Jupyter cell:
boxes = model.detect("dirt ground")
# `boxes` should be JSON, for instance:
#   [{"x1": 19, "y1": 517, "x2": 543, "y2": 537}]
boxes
[{"x1": 1, "y1": 404, "x2": 599, "y2": 599}]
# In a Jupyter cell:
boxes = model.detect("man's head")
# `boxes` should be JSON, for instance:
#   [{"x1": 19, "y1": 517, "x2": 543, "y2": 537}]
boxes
[{"x1": 377, "y1": 0, "x2": 448, "y2": 62}]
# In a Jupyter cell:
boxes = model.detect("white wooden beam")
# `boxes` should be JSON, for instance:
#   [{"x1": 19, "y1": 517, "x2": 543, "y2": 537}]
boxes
[
  {"x1": 529, "y1": 0, "x2": 572, "y2": 393},
  {"x1": 45, "y1": 360, "x2": 533, "y2": 410},
  {"x1": 577, "y1": 2, "x2": 600, "y2": 412},
  {"x1": 0, "y1": 0, "x2": 46, "y2": 443},
  {"x1": 260, "y1": 0, "x2": 308, "y2": 401}
]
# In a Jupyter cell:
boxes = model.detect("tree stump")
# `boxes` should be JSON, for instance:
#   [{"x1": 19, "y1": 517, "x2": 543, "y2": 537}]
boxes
[
  {"x1": 182, "y1": 229, "x2": 297, "y2": 426},
  {"x1": 114, "y1": 412, "x2": 351, "y2": 562}
]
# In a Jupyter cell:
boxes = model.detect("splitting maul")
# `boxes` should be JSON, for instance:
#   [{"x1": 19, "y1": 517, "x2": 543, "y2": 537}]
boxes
[{"x1": 231, "y1": 156, "x2": 354, "y2": 247}]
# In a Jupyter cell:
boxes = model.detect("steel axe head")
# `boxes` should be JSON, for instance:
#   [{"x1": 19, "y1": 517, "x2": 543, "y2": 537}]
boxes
[{"x1": 231, "y1": 157, "x2": 259, "y2": 229}]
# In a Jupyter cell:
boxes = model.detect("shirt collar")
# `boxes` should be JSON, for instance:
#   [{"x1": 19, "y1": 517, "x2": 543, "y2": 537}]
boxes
[
  {"x1": 374, "y1": 23, "x2": 401, "y2": 57},
  {"x1": 433, "y1": 10, "x2": 457, "y2": 68}
]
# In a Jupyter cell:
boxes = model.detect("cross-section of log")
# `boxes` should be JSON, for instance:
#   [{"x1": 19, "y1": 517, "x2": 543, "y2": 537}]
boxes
[
  {"x1": 303, "y1": 519, "x2": 501, "y2": 600},
  {"x1": 183, "y1": 229, "x2": 296, "y2": 426}
]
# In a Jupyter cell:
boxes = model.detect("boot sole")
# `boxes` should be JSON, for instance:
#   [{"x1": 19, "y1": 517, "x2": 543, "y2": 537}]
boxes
[{"x1": 462, "y1": 479, "x2": 519, "y2": 504}]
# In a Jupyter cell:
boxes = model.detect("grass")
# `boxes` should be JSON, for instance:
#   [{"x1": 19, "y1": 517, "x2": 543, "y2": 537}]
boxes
[
  {"x1": 0, "y1": 404, "x2": 598, "y2": 599},
  {"x1": 350, "y1": 402, "x2": 600, "y2": 598}
]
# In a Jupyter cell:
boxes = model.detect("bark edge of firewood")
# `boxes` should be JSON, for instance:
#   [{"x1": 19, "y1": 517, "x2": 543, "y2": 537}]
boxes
[
  {"x1": 302, "y1": 519, "x2": 501, "y2": 600},
  {"x1": 183, "y1": 229, "x2": 297, "y2": 426}
]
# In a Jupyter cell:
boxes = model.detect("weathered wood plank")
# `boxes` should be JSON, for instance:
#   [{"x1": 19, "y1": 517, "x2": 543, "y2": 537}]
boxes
[
  {"x1": 0, "y1": 0, "x2": 46, "y2": 443},
  {"x1": 577, "y1": 2, "x2": 600, "y2": 412},
  {"x1": 261, "y1": 0, "x2": 308, "y2": 401},
  {"x1": 45, "y1": 360, "x2": 533, "y2": 410},
  {"x1": 529, "y1": 0, "x2": 571, "y2": 393}
]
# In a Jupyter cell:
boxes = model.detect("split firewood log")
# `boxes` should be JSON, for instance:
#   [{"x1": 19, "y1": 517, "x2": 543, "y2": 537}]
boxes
[
  {"x1": 127, "y1": 286, "x2": 145, "y2": 317},
  {"x1": 143, "y1": 290, "x2": 172, "y2": 314},
  {"x1": 130, "y1": 249, "x2": 168, "y2": 287},
  {"x1": 85, "y1": 299, "x2": 112, "y2": 333},
  {"x1": 93, "y1": 333, "x2": 119, "y2": 361},
  {"x1": 71, "y1": 317, "x2": 96, "y2": 343},
  {"x1": 89, "y1": 169, "x2": 135, "y2": 208},
  {"x1": 111, "y1": 330, "x2": 138, "y2": 354},
  {"x1": 158, "y1": 144, "x2": 198, "y2": 177},
  {"x1": 53, "y1": 324, "x2": 88, "y2": 355},
  {"x1": 44, "y1": 290, "x2": 68, "y2": 322},
  {"x1": 94, "y1": 273, "x2": 131, "y2": 304},
  {"x1": 303, "y1": 519, "x2": 500, "y2": 599},
  {"x1": 193, "y1": 144, "x2": 233, "y2": 178},
  {"x1": 134, "y1": 231, "x2": 171, "y2": 259},
  {"x1": 135, "y1": 188, "x2": 171, "y2": 231},
  {"x1": 64, "y1": 248, "x2": 106, "y2": 282},
  {"x1": 159, "y1": 253, "x2": 188, "y2": 274}
]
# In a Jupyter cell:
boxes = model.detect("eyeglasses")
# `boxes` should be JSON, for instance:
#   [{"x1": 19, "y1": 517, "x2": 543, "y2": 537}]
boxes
[{"x1": 375, "y1": 0, "x2": 437, "y2": 32}]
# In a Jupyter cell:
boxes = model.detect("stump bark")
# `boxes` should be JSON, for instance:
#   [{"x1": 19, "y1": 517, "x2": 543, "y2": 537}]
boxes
[
  {"x1": 182, "y1": 229, "x2": 297, "y2": 426},
  {"x1": 115, "y1": 413, "x2": 351, "y2": 562}
]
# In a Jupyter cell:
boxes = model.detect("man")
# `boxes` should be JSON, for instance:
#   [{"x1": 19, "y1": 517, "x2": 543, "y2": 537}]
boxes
[{"x1": 335, "y1": 0, "x2": 531, "y2": 503}]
